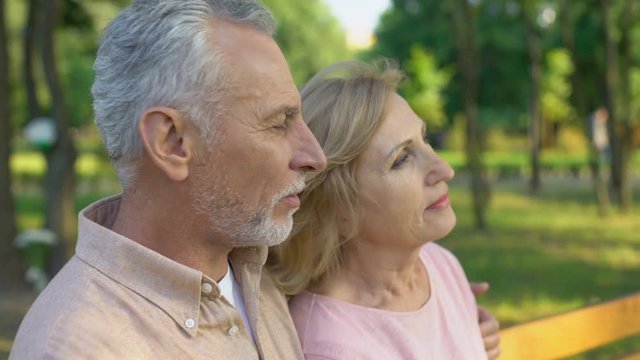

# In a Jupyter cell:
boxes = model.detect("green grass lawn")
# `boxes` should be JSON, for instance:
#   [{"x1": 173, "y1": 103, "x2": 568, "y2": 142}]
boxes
[{"x1": 442, "y1": 177, "x2": 640, "y2": 359}]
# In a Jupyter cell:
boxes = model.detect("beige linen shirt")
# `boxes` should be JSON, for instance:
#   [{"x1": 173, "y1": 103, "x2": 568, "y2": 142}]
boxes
[{"x1": 10, "y1": 196, "x2": 303, "y2": 359}]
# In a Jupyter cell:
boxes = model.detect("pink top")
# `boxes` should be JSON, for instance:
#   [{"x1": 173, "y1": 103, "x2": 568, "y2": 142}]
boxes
[{"x1": 289, "y1": 242, "x2": 486, "y2": 360}]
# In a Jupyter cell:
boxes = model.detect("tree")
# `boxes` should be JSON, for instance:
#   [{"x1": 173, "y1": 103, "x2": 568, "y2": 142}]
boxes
[
  {"x1": 449, "y1": 0, "x2": 490, "y2": 229},
  {"x1": 601, "y1": 0, "x2": 636, "y2": 212},
  {"x1": 24, "y1": 0, "x2": 44, "y2": 120},
  {"x1": 552, "y1": 0, "x2": 612, "y2": 215},
  {"x1": 520, "y1": 0, "x2": 544, "y2": 193},
  {"x1": 0, "y1": 0, "x2": 24, "y2": 291},
  {"x1": 264, "y1": 0, "x2": 350, "y2": 85},
  {"x1": 612, "y1": 0, "x2": 636, "y2": 212},
  {"x1": 402, "y1": 44, "x2": 452, "y2": 132},
  {"x1": 541, "y1": 49, "x2": 575, "y2": 135},
  {"x1": 41, "y1": 0, "x2": 77, "y2": 275}
]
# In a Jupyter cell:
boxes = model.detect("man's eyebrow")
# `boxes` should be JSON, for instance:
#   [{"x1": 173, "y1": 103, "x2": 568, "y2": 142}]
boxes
[{"x1": 264, "y1": 104, "x2": 299, "y2": 120}]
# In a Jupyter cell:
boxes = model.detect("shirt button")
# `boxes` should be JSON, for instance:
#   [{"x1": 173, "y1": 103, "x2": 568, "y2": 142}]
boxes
[
  {"x1": 185, "y1": 318, "x2": 196, "y2": 329},
  {"x1": 202, "y1": 282, "x2": 213, "y2": 294},
  {"x1": 228, "y1": 324, "x2": 239, "y2": 336}
]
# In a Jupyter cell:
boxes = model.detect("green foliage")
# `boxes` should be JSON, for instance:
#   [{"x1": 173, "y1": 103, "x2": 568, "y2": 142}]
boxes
[
  {"x1": 373, "y1": 0, "x2": 455, "y2": 65},
  {"x1": 478, "y1": 107, "x2": 529, "y2": 130},
  {"x1": 264, "y1": 0, "x2": 350, "y2": 85},
  {"x1": 555, "y1": 125, "x2": 588, "y2": 154},
  {"x1": 372, "y1": 0, "x2": 531, "y2": 130},
  {"x1": 62, "y1": 56, "x2": 93, "y2": 128},
  {"x1": 5, "y1": 0, "x2": 107, "y2": 128},
  {"x1": 6, "y1": 0, "x2": 350, "y2": 131},
  {"x1": 61, "y1": 0, "x2": 94, "y2": 30},
  {"x1": 630, "y1": 67, "x2": 640, "y2": 123},
  {"x1": 438, "y1": 149, "x2": 640, "y2": 173},
  {"x1": 370, "y1": 0, "x2": 640, "y2": 137},
  {"x1": 541, "y1": 48, "x2": 575, "y2": 124},
  {"x1": 58, "y1": 27, "x2": 98, "y2": 128},
  {"x1": 402, "y1": 45, "x2": 452, "y2": 130}
]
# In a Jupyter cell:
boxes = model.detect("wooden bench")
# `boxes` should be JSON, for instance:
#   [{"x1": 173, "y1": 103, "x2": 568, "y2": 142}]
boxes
[{"x1": 500, "y1": 292, "x2": 640, "y2": 359}]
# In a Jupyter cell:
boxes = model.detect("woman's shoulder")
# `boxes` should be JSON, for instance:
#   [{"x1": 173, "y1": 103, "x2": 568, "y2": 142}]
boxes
[
  {"x1": 288, "y1": 291, "x2": 370, "y2": 331},
  {"x1": 420, "y1": 242, "x2": 472, "y2": 297},
  {"x1": 420, "y1": 242, "x2": 462, "y2": 269},
  {"x1": 288, "y1": 292, "x2": 382, "y2": 359}
]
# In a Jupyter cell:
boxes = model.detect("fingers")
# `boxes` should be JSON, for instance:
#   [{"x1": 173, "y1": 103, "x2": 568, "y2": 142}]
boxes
[
  {"x1": 486, "y1": 345, "x2": 501, "y2": 360},
  {"x1": 470, "y1": 282, "x2": 490, "y2": 297},
  {"x1": 478, "y1": 306, "x2": 501, "y2": 360}
]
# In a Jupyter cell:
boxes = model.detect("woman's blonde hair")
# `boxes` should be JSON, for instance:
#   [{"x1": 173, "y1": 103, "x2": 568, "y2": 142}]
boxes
[{"x1": 268, "y1": 60, "x2": 404, "y2": 295}]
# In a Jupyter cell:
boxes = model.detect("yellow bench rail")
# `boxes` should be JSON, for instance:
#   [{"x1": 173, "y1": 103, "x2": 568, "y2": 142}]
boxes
[{"x1": 500, "y1": 292, "x2": 640, "y2": 360}]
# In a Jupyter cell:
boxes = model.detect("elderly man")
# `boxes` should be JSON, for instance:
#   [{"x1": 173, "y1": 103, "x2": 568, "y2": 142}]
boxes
[
  {"x1": 11, "y1": 0, "x2": 324, "y2": 358},
  {"x1": 11, "y1": 1, "x2": 499, "y2": 359}
]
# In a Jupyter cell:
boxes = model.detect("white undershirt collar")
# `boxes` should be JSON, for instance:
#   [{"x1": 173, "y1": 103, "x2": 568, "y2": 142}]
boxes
[{"x1": 218, "y1": 263, "x2": 254, "y2": 341}]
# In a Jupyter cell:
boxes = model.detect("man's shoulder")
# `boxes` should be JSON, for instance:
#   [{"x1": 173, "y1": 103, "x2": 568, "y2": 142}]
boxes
[{"x1": 10, "y1": 257, "x2": 155, "y2": 359}]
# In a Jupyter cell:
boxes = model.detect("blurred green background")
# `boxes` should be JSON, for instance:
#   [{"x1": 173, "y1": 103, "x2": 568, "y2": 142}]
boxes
[{"x1": 0, "y1": 0, "x2": 639, "y2": 359}]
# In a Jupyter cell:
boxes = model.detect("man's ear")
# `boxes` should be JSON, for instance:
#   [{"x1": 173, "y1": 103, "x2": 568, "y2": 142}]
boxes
[{"x1": 139, "y1": 107, "x2": 193, "y2": 182}]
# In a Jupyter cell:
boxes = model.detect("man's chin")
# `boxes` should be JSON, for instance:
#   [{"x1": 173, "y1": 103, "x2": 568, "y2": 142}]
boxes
[{"x1": 232, "y1": 217, "x2": 293, "y2": 248}]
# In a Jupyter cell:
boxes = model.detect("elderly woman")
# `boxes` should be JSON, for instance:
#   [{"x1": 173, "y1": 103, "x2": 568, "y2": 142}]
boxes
[{"x1": 269, "y1": 61, "x2": 498, "y2": 359}]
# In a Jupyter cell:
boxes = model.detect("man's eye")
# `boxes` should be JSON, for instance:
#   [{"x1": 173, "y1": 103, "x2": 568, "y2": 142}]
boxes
[
  {"x1": 270, "y1": 114, "x2": 288, "y2": 131},
  {"x1": 272, "y1": 110, "x2": 297, "y2": 131}
]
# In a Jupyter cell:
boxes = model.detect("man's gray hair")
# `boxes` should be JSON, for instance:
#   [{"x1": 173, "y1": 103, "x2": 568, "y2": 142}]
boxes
[{"x1": 91, "y1": 0, "x2": 275, "y2": 186}]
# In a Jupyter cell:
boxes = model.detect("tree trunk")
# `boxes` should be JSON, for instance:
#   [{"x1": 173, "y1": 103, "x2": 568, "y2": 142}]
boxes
[
  {"x1": 560, "y1": 0, "x2": 585, "y2": 118},
  {"x1": 24, "y1": 0, "x2": 44, "y2": 120},
  {"x1": 41, "y1": 0, "x2": 77, "y2": 276},
  {"x1": 450, "y1": 0, "x2": 489, "y2": 229},
  {"x1": 602, "y1": 0, "x2": 635, "y2": 212},
  {"x1": 601, "y1": 0, "x2": 622, "y2": 206},
  {"x1": 0, "y1": 0, "x2": 26, "y2": 291},
  {"x1": 616, "y1": 1, "x2": 634, "y2": 212},
  {"x1": 563, "y1": 1, "x2": 610, "y2": 215},
  {"x1": 524, "y1": 6, "x2": 542, "y2": 194}
]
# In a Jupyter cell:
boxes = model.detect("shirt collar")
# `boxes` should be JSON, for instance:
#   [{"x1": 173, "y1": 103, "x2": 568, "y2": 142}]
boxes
[{"x1": 75, "y1": 195, "x2": 267, "y2": 336}]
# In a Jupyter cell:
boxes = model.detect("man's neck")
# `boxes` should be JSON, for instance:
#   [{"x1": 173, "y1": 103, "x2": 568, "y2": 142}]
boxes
[{"x1": 111, "y1": 191, "x2": 232, "y2": 282}]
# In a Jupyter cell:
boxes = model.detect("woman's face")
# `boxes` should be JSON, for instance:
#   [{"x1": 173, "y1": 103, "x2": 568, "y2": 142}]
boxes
[{"x1": 352, "y1": 93, "x2": 456, "y2": 248}]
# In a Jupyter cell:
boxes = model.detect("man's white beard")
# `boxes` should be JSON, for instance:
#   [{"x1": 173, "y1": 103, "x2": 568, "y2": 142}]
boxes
[{"x1": 193, "y1": 177, "x2": 305, "y2": 248}]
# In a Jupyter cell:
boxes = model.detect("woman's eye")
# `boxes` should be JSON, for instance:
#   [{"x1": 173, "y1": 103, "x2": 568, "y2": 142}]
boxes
[{"x1": 391, "y1": 153, "x2": 410, "y2": 169}]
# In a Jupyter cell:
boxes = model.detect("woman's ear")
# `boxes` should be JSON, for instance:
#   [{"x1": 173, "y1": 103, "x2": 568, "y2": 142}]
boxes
[{"x1": 139, "y1": 107, "x2": 193, "y2": 182}]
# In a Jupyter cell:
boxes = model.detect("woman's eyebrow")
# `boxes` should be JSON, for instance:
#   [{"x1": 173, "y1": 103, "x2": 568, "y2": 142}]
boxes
[{"x1": 386, "y1": 139, "x2": 412, "y2": 160}]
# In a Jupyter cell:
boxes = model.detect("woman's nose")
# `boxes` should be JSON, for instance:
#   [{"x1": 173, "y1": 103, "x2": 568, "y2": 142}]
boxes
[{"x1": 424, "y1": 151, "x2": 455, "y2": 186}]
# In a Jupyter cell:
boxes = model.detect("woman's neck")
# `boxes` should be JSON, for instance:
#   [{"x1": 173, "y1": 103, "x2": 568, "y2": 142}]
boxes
[{"x1": 312, "y1": 241, "x2": 431, "y2": 312}]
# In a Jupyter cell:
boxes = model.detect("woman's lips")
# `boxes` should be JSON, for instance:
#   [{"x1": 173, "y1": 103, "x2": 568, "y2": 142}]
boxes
[{"x1": 426, "y1": 193, "x2": 450, "y2": 210}]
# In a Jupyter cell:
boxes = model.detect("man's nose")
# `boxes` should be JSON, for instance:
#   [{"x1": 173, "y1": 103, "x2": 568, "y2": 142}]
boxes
[{"x1": 289, "y1": 118, "x2": 327, "y2": 172}]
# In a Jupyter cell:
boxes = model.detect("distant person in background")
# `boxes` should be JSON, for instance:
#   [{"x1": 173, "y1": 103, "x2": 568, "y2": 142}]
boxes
[
  {"x1": 269, "y1": 60, "x2": 500, "y2": 360},
  {"x1": 589, "y1": 107, "x2": 610, "y2": 157},
  {"x1": 587, "y1": 107, "x2": 611, "y2": 215}
]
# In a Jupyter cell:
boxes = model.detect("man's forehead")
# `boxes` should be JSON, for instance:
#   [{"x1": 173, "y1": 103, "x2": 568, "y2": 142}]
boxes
[{"x1": 211, "y1": 18, "x2": 282, "y2": 62}]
